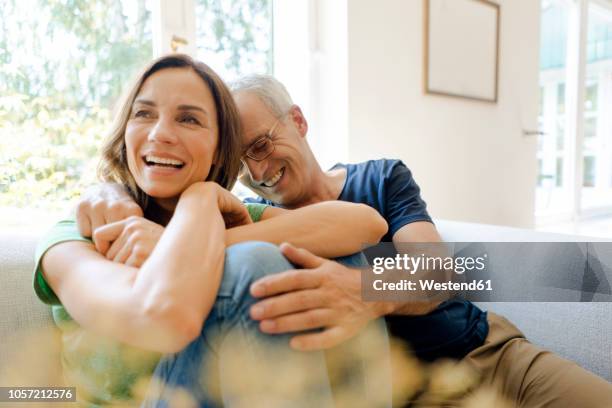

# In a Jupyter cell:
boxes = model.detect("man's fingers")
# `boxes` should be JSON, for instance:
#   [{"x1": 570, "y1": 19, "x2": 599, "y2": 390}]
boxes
[
  {"x1": 90, "y1": 210, "x2": 107, "y2": 239},
  {"x1": 76, "y1": 208, "x2": 92, "y2": 238},
  {"x1": 280, "y1": 242, "x2": 325, "y2": 269},
  {"x1": 289, "y1": 326, "x2": 346, "y2": 351},
  {"x1": 107, "y1": 201, "x2": 144, "y2": 224},
  {"x1": 105, "y1": 230, "x2": 127, "y2": 260},
  {"x1": 92, "y1": 220, "x2": 126, "y2": 255},
  {"x1": 259, "y1": 309, "x2": 335, "y2": 334},
  {"x1": 250, "y1": 269, "x2": 321, "y2": 298},
  {"x1": 111, "y1": 240, "x2": 132, "y2": 265},
  {"x1": 250, "y1": 289, "x2": 325, "y2": 320}
]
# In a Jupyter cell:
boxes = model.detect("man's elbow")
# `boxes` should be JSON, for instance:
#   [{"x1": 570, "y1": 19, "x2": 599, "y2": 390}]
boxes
[{"x1": 362, "y1": 204, "x2": 388, "y2": 243}]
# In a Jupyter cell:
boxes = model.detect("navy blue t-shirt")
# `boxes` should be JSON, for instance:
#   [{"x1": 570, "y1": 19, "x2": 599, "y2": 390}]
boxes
[{"x1": 246, "y1": 159, "x2": 488, "y2": 360}]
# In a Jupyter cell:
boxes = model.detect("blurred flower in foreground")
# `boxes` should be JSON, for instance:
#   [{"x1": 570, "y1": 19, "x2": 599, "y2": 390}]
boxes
[{"x1": 3, "y1": 322, "x2": 511, "y2": 407}]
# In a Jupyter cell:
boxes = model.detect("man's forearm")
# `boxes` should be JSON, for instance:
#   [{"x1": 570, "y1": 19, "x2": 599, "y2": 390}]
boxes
[{"x1": 226, "y1": 202, "x2": 387, "y2": 258}]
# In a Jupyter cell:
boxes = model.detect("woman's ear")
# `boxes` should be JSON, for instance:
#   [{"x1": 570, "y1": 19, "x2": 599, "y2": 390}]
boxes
[{"x1": 289, "y1": 105, "x2": 308, "y2": 137}]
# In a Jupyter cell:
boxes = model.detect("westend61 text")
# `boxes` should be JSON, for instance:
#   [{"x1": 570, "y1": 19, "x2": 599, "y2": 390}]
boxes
[{"x1": 373, "y1": 279, "x2": 493, "y2": 292}]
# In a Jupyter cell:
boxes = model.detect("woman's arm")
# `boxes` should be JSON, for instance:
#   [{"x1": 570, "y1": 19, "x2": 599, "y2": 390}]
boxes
[
  {"x1": 41, "y1": 182, "x2": 226, "y2": 353},
  {"x1": 226, "y1": 201, "x2": 388, "y2": 258}
]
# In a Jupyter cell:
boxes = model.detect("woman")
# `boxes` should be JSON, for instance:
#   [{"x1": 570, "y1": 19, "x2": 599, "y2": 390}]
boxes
[{"x1": 34, "y1": 54, "x2": 389, "y2": 407}]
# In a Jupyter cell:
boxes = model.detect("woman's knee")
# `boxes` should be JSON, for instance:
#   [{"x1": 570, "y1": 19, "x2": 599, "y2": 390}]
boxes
[{"x1": 218, "y1": 241, "x2": 292, "y2": 300}]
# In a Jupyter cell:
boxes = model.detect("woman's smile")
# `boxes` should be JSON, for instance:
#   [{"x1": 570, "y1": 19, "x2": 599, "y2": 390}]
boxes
[{"x1": 142, "y1": 153, "x2": 187, "y2": 177}]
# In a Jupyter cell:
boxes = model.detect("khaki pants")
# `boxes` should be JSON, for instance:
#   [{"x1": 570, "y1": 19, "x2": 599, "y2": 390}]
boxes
[{"x1": 460, "y1": 312, "x2": 612, "y2": 407}]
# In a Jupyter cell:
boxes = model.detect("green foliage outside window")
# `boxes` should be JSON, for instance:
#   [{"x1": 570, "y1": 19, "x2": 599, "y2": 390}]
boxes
[
  {"x1": 1, "y1": 0, "x2": 152, "y2": 210},
  {"x1": 1, "y1": 0, "x2": 272, "y2": 216}
]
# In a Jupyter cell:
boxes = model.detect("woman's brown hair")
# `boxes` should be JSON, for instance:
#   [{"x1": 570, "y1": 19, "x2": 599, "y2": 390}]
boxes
[{"x1": 98, "y1": 54, "x2": 242, "y2": 212}]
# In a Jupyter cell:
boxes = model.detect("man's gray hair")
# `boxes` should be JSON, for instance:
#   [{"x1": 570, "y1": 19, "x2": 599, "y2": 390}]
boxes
[{"x1": 230, "y1": 74, "x2": 293, "y2": 118}]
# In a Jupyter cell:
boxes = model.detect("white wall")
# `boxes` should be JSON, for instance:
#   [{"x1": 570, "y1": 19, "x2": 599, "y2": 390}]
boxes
[
  {"x1": 273, "y1": 0, "x2": 349, "y2": 170},
  {"x1": 339, "y1": 0, "x2": 541, "y2": 228}
]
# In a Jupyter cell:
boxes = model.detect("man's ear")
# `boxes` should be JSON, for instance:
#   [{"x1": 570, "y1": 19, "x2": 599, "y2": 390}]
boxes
[{"x1": 289, "y1": 105, "x2": 308, "y2": 137}]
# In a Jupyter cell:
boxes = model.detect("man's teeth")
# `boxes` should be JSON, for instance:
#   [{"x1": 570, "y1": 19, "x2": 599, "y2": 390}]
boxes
[
  {"x1": 145, "y1": 155, "x2": 185, "y2": 167},
  {"x1": 263, "y1": 168, "x2": 284, "y2": 187}
]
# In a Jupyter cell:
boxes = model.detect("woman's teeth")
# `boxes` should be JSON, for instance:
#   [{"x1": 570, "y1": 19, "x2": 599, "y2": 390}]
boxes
[
  {"x1": 144, "y1": 155, "x2": 185, "y2": 168},
  {"x1": 263, "y1": 168, "x2": 284, "y2": 187}
]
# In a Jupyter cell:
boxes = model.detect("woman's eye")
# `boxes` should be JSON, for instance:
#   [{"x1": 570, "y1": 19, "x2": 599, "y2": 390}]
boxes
[
  {"x1": 134, "y1": 110, "x2": 151, "y2": 118},
  {"x1": 180, "y1": 115, "x2": 202, "y2": 126}
]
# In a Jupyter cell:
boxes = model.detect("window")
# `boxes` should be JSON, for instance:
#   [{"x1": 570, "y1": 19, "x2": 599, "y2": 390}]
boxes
[
  {"x1": 537, "y1": 0, "x2": 612, "y2": 218},
  {"x1": 1, "y1": 0, "x2": 274, "y2": 231},
  {"x1": 195, "y1": 0, "x2": 273, "y2": 81},
  {"x1": 1, "y1": 0, "x2": 153, "y2": 231}
]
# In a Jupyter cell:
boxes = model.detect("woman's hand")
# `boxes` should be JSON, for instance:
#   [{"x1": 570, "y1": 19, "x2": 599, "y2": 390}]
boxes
[
  {"x1": 215, "y1": 185, "x2": 253, "y2": 229},
  {"x1": 184, "y1": 182, "x2": 253, "y2": 229},
  {"x1": 93, "y1": 216, "x2": 164, "y2": 267}
]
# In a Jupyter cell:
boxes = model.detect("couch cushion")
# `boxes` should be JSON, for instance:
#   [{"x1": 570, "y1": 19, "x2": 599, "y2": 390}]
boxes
[{"x1": 475, "y1": 302, "x2": 611, "y2": 381}]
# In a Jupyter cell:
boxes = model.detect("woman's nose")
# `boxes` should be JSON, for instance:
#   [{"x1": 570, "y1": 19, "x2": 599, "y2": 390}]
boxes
[{"x1": 147, "y1": 118, "x2": 177, "y2": 144}]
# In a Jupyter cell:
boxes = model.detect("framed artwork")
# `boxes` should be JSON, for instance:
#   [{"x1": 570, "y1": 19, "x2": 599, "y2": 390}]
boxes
[{"x1": 424, "y1": 0, "x2": 500, "y2": 103}]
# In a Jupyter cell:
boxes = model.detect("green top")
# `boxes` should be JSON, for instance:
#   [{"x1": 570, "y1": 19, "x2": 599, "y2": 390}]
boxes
[{"x1": 32, "y1": 203, "x2": 267, "y2": 407}]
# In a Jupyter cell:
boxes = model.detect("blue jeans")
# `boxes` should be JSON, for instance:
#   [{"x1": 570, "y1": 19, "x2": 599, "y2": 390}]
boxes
[{"x1": 142, "y1": 242, "x2": 390, "y2": 407}]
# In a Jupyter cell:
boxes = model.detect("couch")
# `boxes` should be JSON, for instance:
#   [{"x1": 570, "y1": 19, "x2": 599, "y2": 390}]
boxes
[{"x1": 1, "y1": 220, "x2": 610, "y2": 390}]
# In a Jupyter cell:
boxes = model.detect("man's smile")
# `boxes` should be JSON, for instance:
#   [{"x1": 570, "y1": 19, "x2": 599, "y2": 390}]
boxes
[{"x1": 261, "y1": 167, "x2": 285, "y2": 188}]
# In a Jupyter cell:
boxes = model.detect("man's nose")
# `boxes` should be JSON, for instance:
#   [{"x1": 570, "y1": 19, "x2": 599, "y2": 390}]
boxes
[
  {"x1": 147, "y1": 117, "x2": 177, "y2": 144},
  {"x1": 243, "y1": 157, "x2": 269, "y2": 185}
]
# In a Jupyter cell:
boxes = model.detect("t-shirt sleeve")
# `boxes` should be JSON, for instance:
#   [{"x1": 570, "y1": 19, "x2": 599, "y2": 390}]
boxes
[
  {"x1": 245, "y1": 203, "x2": 268, "y2": 223},
  {"x1": 385, "y1": 161, "x2": 433, "y2": 238},
  {"x1": 33, "y1": 219, "x2": 92, "y2": 305}
]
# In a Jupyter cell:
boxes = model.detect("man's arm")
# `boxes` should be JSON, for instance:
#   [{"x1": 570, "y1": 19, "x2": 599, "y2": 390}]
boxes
[
  {"x1": 227, "y1": 202, "x2": 388, "y2": 258},
  {"x1": 76, "y1": 184, "x2": 388, "y2": 261},
  {"x1": 389, "y1": 221, "x2": 444, "y2": 315},
  {"x1": 392, "y1": 221, "x2": 442, "y2": 244}
]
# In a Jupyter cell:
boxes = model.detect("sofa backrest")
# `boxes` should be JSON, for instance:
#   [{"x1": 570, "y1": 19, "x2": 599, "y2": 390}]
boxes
[{"x1": 0, "y1": 231, "x2": 63, "y2": 385}]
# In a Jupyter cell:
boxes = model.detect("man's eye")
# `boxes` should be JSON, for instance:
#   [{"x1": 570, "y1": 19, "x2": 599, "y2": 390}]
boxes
[{"x1": 251, "y1": 139, "x2": 268, "y2": 153}]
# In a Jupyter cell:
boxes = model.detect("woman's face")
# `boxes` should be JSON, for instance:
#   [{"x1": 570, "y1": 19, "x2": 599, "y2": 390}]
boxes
[{"x1": 125, "y1": 67, "x2": 218, "y2": 209}]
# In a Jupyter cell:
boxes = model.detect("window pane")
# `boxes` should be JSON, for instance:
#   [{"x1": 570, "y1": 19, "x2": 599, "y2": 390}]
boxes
[
  {"x1": 557, "y1": 82, "x2": 565, "y2": 114},
  {"x1": 556, "y1": 117, "x2": 565, "y2": 150},
  {"x1": 583, "y1": 156, "x2": 596, "y2": 187},
  {"x1": 195, "y1": 0, "x2": 273, "y2": 82},
  {"x1": 556, "y1": 157, "x2": 563, "y2": 187},
  {"x1": 581, "y1": 3, "x2": 612, "y2": 210},
  {"x1": 584, "y1": 83, "x2": 598, "y2": 111},
  {"x1": 537, "y1": 1, "x2": 572, "y2": 217},
  {"x1": 584, "y1": 117, "x2": 597, "y2": 140},
  {"x1": 0, "y1": 0, "x2": 153, "y2": 230}
]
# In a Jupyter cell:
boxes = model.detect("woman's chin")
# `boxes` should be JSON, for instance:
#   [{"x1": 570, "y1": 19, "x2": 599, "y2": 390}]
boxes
[{"x1": 140, "y1": 185, "x2": 182, "y2": 201}]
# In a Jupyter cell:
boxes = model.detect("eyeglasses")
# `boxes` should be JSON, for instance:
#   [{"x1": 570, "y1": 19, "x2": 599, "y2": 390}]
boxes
[{"x1": 242, "y1": 116, "x2": 284, "y2": 161}]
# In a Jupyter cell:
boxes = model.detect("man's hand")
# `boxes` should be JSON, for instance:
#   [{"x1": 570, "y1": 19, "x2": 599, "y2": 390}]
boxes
[
  {"x1": 92, "y1": 216, "x2": 163, "y2": 267},
  {"x1": 249, "y1": 243, "x2": 393, "y2": 351},
  {"x1": 76, "y1": 183, "x2": 143, "y2": 237}
]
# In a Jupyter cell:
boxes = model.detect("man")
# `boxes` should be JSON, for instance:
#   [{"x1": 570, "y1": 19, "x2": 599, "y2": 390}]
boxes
[{"x1": 79, "y1": 75, "x2": 612, "y2": 407}]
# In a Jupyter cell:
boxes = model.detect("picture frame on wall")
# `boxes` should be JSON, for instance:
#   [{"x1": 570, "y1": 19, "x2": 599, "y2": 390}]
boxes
[{"x1": 424, "y1": 0, "x2": 500, "y2": 103}]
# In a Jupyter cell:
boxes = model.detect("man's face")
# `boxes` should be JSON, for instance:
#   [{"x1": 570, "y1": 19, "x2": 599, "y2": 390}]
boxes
[{"x1": 234, "y1": 92, "x2": 310, "y2": 206}]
